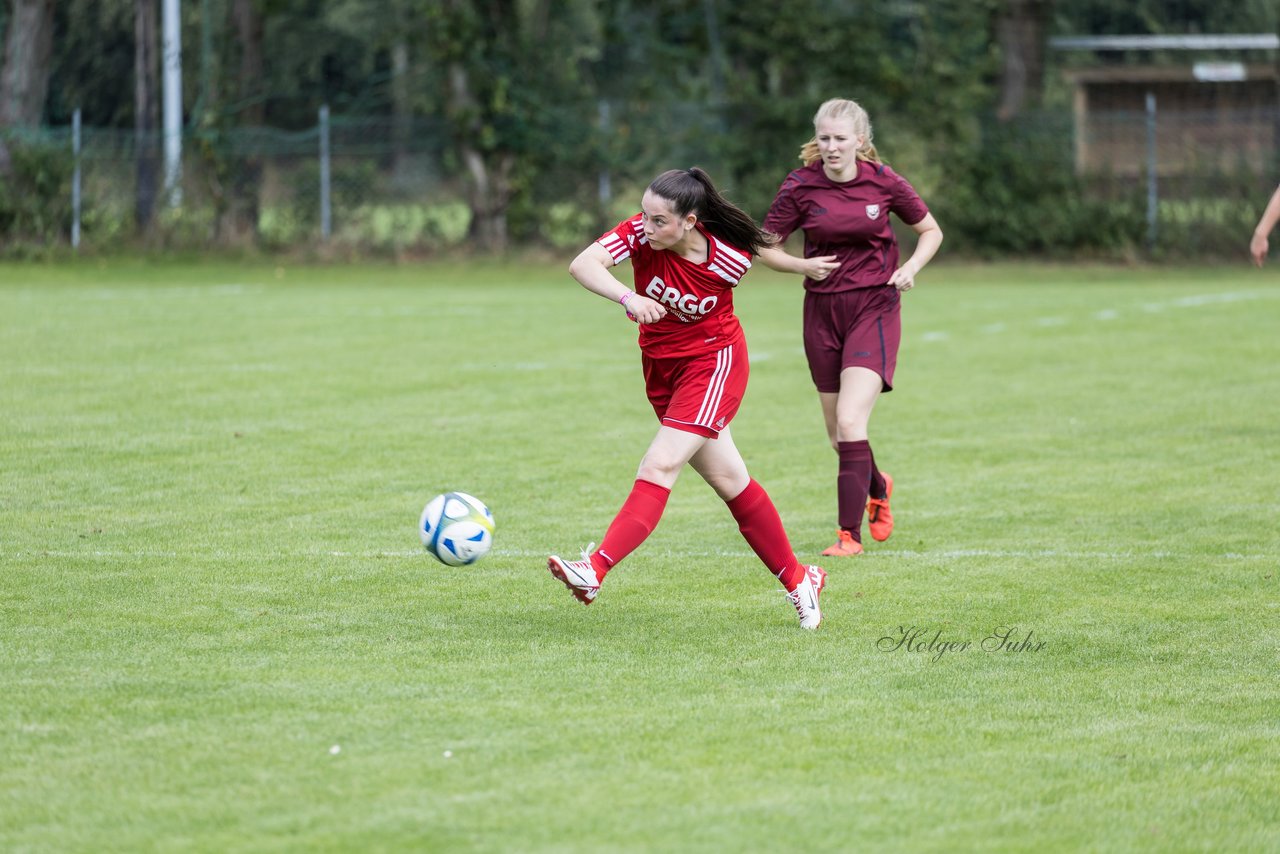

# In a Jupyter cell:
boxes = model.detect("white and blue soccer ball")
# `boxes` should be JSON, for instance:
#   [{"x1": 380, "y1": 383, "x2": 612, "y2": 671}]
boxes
[{"x1": 419, "y1": 491, "x2": 495, "y2": 566}]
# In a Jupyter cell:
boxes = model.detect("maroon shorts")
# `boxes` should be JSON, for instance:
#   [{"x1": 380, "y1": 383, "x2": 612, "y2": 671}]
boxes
[
  {"x1": 802, "y1": 285, "x2": 901, "y2": 393},
  {"x1": 642, "y1": 341, "x2": 748, "y2": 438}
]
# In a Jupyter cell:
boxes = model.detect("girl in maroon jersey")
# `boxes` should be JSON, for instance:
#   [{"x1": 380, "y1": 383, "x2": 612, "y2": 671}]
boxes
[
  {"x1": 548, "y1": 167, "x2": 827, "y2": 629},
  {"x1": 760, "y1": 98, "x2": 943, "y2": 557}
]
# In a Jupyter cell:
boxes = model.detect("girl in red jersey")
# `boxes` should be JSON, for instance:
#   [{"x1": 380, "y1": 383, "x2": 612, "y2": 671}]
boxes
[
  {"x1": 548, "y1": 167, "x2": 827, "y2": 629},
  {"x1": 760, "y1": 98, "x2": 943, "y2": 557}
]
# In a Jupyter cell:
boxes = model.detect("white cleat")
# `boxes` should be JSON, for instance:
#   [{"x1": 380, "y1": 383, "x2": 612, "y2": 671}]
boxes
[
  {"x1": 805, "y1": 565, "x2": 827, "y2": 596},
  {"x1": 548, "y1": 543, "x2": 602, "y2": 605},
  {"x1": 788, "y1": 574, "x2": 823, "y2": 630}
]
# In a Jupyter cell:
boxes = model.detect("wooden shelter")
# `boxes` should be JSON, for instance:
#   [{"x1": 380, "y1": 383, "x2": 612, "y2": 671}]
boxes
[
  {"x1": 1063, "y1": 64, "x2": 1279, "y2": 176},
  {"x1": 1051, "y1": 36, "x2": 1280, "y2": 177}
]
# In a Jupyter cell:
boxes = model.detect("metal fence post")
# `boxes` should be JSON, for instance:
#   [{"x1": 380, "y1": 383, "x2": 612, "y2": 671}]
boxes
[
  {"x1": 319, "y1": 104, "x2": 331, "y2": 240},
  {"x1": 162, "y1": 0, "x2": 183, "y2": 207},
  {"x1": 72, "y1": 109, "x2": 82, "y2": 251},
  {"x1": 598, "y1": 99, "x2": 611, "y2": 213},
  {"x1": 1145, "y1": 92, "x2": 1157, "y2": 253}
]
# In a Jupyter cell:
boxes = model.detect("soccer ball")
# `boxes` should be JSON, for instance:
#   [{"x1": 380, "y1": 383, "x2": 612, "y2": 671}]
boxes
[{"x1": 419, "y1": 491, "x2": 495, "y2": 566}]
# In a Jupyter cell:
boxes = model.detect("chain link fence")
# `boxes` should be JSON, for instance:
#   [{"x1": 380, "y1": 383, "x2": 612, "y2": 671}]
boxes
[
  {"x1": 3, "y1": 103, "x2": 1278, "y2": 258},
  {"x1": 51, "y1": 113, "x2": 471, "y2": 253}
]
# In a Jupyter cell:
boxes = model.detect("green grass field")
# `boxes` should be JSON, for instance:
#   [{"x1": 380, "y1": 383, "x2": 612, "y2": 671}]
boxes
[{"x1": 3, "y1": 258, "x2": 1278, "y2": 852}]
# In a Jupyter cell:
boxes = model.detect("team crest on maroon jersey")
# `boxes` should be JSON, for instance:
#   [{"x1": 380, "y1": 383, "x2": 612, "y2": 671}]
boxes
[{"x1": 865, "y1": 204, "x2": 881, "y2": 220}]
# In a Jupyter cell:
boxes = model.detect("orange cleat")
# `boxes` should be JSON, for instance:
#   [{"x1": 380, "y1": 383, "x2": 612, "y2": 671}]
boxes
[
  {"x1": 821, "y1": 529, "x2": 864, "y2": 557},
  {"x1": 867, "y1": 472, "x2": 894, "y2": 542}
]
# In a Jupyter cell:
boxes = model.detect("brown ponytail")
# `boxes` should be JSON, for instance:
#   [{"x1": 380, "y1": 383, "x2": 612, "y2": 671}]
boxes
[{"x1": 647, "y1": 167, "x2": 778, "y2": 254}]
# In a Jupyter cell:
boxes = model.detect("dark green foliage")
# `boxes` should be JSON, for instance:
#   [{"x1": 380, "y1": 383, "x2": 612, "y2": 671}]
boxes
[
  {"x1": 933, "y1": 114, "x2": 1147, "y2": 257},
  {"x1": 46, "y1": 0, "x2": 134, "y2": 126},
  {"x1": 8, "y1": 0, "x2": 1279, "y2": 255},
  {"x1": 0, "y1": 140, "x2": 74, "y2": 246},
  {"x1": 1056, "y1": 0, "x2": 1278, "y2": 39}
]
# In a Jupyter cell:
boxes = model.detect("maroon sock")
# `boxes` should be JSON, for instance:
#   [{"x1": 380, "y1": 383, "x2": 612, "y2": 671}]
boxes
[
  {"x1": 726, "y1": 479, "x2": 805, "y2": 590},
  {"x1": 868, "y1": 445, "x2": 887, "y2": 500},
  {"x1": 594, "y1": 479, "x2": 670, "y2": 578},
  {"x1": 836, "y1": 440, "x2": 872, "y2": 541}
]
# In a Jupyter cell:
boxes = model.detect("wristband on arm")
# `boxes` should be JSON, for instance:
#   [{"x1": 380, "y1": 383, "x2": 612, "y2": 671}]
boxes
[{"x1": 619, "y1": 290, "x2": 638, "y2": 322}]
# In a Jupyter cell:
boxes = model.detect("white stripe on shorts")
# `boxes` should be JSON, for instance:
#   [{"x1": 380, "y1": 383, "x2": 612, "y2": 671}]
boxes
[{"x1": 694, "y1": 344, "x2": 733, "y2": 429}]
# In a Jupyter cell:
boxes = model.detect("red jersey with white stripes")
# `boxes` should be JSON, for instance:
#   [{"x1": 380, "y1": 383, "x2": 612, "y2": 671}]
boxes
[{"x1": 597, "y1": 214, "x2": 750, "y2": 359}]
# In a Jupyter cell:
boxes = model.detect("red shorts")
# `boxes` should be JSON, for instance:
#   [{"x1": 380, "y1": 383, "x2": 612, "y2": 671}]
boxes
[
  {"x1": 802, "y1": 285, "x2": 901, "y2": 393},
  {"x1": 642, "y1": 341, "x2": 748, "y2": 438}
]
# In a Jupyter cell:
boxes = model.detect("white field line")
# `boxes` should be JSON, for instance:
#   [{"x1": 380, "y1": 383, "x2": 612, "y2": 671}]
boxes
[
  {"x1": 7, "y1": 547, "x2": 1272, "y2": 561},
  {"x1": 920, "y1": 290, "x2": 1272, "y2": 342},
  {"x1": 491, "y1": 547, "x2": 1269, "y2": 561},
  {"x1": 76, "y1": 284, "x2": 263, "y2": 299}
]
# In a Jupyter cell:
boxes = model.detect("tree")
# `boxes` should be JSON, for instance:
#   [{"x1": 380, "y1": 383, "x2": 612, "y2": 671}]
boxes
[
  {"x1": 713, "y1": 0, "x2": 998, "y2": 213},
  {"x1": 322, "y1": 0, "x2": 421, "y2": 180},
  {"x1": 0, "y1": 0, "x2": 57, "y2": 173},
  {"x1": 223, "y1": 0, "x2": 264, "y2": 242},
  {"x1": 423, "y1": 0, "x2": 600, "y2": 251},
  {"x1": 1054, "y1": 0, "x2": 1278, "y2": 37},
  {"x1": 134, "y1": 0, "x2": 159, "y2": 229},
  {"x1": 996, "y1": 0, "x2": 1053, "y2": 122},
  {"x1": 48, "y1": 0, "x2": 134, "y2": 126}
]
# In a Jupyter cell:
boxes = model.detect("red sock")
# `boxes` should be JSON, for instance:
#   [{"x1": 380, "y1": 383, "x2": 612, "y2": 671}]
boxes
[
  {"x1": 836, "y1": 440, "x2": 872, "y2": 541},
  {"x1": 593, "y1": 479, "x2": 670, "y2": 578},
  {"x1": 726, "y1": 479, "x2": 804, "y2": 591}
]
